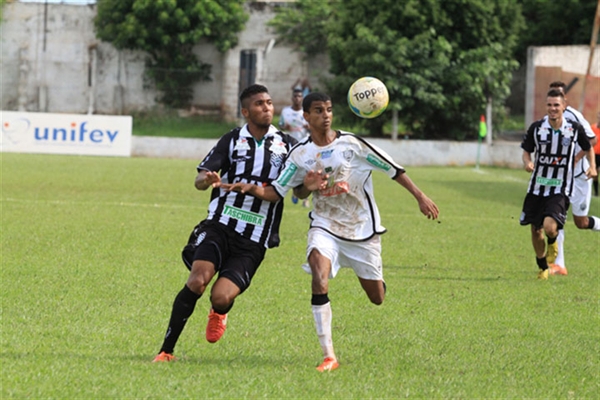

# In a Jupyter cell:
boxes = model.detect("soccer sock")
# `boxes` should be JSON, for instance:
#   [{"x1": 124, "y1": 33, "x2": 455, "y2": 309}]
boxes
[
  {"x1": 211, "y1": 300, "x2": 234, "y2": 315},
  {"x1": 554, "y1": 229, "x2": 565, "y2": 268},
  {"x1": 311, "y1": 294, "x2": 335, "y2": 360},
  {"x1": 547, "y1": 235, "x2": 557, "y2": 245},
  {"x1": 536, "y1": 256, "x2": 548, "y2": 271},
  {"x1": 160, "y1": 285, "x2": 201, "y2": 354},
  {"x1": 588, "y1": 216, "x2": 600, "y2": 231}
]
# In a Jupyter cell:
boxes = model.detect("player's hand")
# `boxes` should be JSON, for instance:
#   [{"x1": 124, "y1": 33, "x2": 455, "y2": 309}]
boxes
[
  {"x1": 585, "y1": 167, "x2": 598, "y2": 180},
  {"x1": 221, "y1": 182, "x2": 254, "y2": 194},
  {"x1": 524, "y1": 162, "x2": 534, "y2": 173},
  {"x1": 304, "y1": 170, "x2": 328, "y2": 191},
  {"x1": 204, "y1": 171, "x2": 222, "y2": 188},
  {"x1": 418, "y1": 196, "x2": 439, "y2": 220}
]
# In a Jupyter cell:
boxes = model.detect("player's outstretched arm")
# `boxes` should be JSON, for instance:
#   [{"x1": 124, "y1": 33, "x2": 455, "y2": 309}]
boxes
[
  {"x1": 221, "y1": 182, "x2": 281, "y2": 202},
  {"x1": 294, "y1": 170, "x2": 328, "y2": 199},
  {"x1": 195, "y1": 170, "x2": 221, "y2": 191},
  {"x1": 395, "y1": 172, "x2": 439, "y2": 220}
]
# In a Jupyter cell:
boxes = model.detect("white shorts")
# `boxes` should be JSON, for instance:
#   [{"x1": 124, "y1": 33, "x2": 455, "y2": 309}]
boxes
[
  {"x1": 570, "y1": 176, "x2": 592, "y2": 217},
  {"x1": 302, "y1": 228, "x2": 383, "y2": 280}
]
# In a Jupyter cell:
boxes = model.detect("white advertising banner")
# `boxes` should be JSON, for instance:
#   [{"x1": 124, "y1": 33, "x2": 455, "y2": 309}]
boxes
[{"x1": 0, "y1": 111, "x2": 132, "y2": 157}]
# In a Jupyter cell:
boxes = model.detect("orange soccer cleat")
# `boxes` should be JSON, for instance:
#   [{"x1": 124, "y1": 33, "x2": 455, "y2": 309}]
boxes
[
  {"x1": 152, "y1": 351, "x2": 176, "y2": 363},
  {"x1": 206, "y1": 308, "x2": 228, "y2": 343},
  {"x1": 316, "y1": 357, "x2": 339, "y2": 372}
]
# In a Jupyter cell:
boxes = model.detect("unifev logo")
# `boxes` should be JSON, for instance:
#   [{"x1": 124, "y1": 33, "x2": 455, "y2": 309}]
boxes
[{"x1": 0, "y1": 111, "x2": 132, "y2": 157}]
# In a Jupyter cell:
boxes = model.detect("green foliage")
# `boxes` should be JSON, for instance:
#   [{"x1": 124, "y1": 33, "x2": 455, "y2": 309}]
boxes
[
  {"x1": 132, "y1": 112, "x2": 238, "y2": 138},
  {"x1": 270, "y1": 0, "x2": 524, "y2": 140},
  {"x1": 0, "y1": 0, "x2": 6, "y2": 21},
  {"x1": 94, "y1": 0, "x2": 248, "y2": 108},
  {"x1": 514, "y1": 0, "x2": 597, "y2": 63},
  {"x1": 2, "y1": 153, "x2": 599, "y2": 398},
  {"x1": 267, "y1": 0, "x2": 332, "y2": 57}
]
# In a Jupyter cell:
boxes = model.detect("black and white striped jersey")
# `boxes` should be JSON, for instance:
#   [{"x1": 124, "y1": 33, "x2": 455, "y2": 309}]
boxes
[
  {"x1": 521, "y1": 117, "x2": 591, "y2": 197},
  {"x1": 197, "y1": 124, "x2": 296, "y2": 248}
]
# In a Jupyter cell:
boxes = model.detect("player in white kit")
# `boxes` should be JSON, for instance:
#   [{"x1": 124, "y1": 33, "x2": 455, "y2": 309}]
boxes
[
  {"x1": 546, "y1": 82, "x2": 599, "y2": 275},
  {"x1": 224, "y1": 92, "x2": 439, "y2": 372}
]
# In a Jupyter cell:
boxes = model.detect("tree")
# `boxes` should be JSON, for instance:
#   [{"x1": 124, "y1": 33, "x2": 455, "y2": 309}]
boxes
[
  {"x1": 270, "y1": 0, "x2": 524, "y2": 139},
  {"x1": 514, "y1": 0, "x2": 597, "y2": 64},
  {"x1": 95, "y1": 0, "x2": 248, "y2": 109}
]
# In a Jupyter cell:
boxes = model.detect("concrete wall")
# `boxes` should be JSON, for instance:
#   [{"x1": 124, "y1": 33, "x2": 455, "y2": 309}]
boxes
[
  {"x1": 132, "y1": 136, "x2": 523, "y2": 168},
  {"x1": 0, "y1": 2, "x2": 325, "y2": 119},
  {"x1": 526, "y1": 45, "x2": 600, "y2": 127}
]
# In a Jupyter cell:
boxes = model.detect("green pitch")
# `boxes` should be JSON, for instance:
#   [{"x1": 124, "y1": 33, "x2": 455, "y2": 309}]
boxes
[{"x1": 2, "y1": 153, "x2": 598, "y2": 398}]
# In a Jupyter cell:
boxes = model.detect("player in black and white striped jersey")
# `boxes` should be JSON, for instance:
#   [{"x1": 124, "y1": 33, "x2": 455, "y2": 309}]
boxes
[
  {"x1": 519, "y1": 88, "x2": 595, "y2": 280},
  {"x1": 545, "y1": 81, "x2": 599, "y2": 275},
  {"x1": 153, "y1": 84, "x2": 297, "y2": 362}
]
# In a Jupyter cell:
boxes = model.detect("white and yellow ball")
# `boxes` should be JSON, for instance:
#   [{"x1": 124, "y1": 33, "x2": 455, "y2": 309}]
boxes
[{"x1": 347, "y1": 77, "x2": 389, "y2": 119}]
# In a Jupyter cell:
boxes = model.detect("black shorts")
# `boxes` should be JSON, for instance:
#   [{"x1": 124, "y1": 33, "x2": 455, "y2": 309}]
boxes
[
  {"x1": 181, "y1": 220, "x2": 266, "y2": 293},
  {"x1": 519, "y1": 193, "x2": 568, "y2": 230}
]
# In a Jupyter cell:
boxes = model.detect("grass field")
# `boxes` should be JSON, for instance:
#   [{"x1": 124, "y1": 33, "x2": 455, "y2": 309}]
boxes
[{"x1": 2, "y1": 153, "x2": 599, "y2": 398}]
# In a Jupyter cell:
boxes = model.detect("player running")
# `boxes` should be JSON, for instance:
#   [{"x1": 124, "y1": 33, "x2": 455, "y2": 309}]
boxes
[
  {"x1": 224, "y1": 92, "x2": 439, "y2": 372},
  {"x1": 153, "y1": 84, "x2": 296, "y2": 362}
]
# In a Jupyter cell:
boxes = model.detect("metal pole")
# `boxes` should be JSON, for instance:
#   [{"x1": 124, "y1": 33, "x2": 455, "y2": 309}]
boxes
[{"x1": 578, "y1": 0, "x2": 600, "y2": 112}]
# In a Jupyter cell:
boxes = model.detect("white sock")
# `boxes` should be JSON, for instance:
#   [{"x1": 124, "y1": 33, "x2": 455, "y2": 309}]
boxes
[
  {"x1": 555, "y1": 229, "x2": 565, "y2": 268},
  {"x1": 591, "y1": 216, "x2": 600, "y2": 232},
  {"x1": 312, "y1": 303, "x2": 335, "y2": 359}
]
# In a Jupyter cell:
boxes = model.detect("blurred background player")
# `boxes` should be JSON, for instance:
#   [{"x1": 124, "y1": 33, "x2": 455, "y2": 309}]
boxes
[
  {"x1": 547, "y1": 82, "x2": 599, "y2": 275},
  {"x1": 592, "y1": 111, "x2": 600, "y2": 196},
  {"x1": 153, "y1": 84, "x2": 296, "y2": 362},
  {"x1": 520, "y1": 89, "x2": 594, "y2": 280},
  {"x1": 278, "y1": 87, "x2": 310, "y2": 207}
]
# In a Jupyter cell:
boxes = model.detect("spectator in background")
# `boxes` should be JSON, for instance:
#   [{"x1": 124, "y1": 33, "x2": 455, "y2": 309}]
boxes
[{"x1": 292, "y1": 77, "x2": 312, "y2": 97}]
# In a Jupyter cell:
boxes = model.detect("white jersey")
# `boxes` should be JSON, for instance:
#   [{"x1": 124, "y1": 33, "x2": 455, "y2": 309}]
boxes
[
  {"x1": 278, "y1": 106, "x2": 309, "y2": 142},
  {"x1": 562, "y1": 106, "x2": 595, "y2": 178},
  {"x1": 272, "y1": 131, "x2": 404, "y2": 241}
]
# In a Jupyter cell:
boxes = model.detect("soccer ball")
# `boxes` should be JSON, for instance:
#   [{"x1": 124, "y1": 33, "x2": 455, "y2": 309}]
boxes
[{"x1": 347, "y1": 77, "x2": 389, "y2": 119}]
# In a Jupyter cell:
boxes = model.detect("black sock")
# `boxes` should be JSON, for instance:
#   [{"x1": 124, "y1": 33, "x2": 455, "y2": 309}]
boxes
[
  {"x1": 311, "y1": 293, "x2": 330, "y2": 306},
  {"x1": 159, "y1": 285, "x2": 201, "y2": 354},
  {"x1": 547, "y1": 236, "x2": 557, "y2": 245},
  {"x1": 588, "y1": 218, "x2": 595, "y2": 229},
  {"x1": 211, "y1": 300, "x2": 234, "y2": 315},
  {"x1": 536, "y1": 256, "x2": 548, "y2": 271}
]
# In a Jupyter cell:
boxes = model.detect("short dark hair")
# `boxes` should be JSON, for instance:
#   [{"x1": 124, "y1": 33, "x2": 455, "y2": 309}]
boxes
[
  {"x1": 547, "y1": 88, "x2": 565, "y2": 99},
  {"x1": 240, "y1": 84, "x2": 269, "y2": 108},
  {"x1": 302, "y1": 92, "x2": 331, "y2": 112},
  {"x1": 549, "y1": 81, "x2": 566, "y2": 90},
  {"x1": 292, "y1": 88, "x2": 303, "y2": 94}
]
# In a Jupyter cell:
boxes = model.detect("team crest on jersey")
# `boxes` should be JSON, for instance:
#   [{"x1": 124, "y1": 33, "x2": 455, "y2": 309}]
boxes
[
  {"x1": 268, "y1": 137, "x2": 287, "y2": 168},
  {"x1": 268, "y1": 138, "x2": 288, "y2": 155},
  {"x1": 234, "y1": 138, "x2": 251, "y2": 151},
  {"x1": 343, "y1": 150, "x2": 353, "y2": 161},
  {"x1": 561, "y1": 137, "x2": 572, "y2": 147}
]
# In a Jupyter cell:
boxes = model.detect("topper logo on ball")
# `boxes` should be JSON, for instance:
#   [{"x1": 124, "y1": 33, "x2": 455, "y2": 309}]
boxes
[
  {"x1": 351, "y1": 86, "x2": 386, "y2": 102},
  {"x1": 347, "y1": 77, "x2": 389, "y2": 119}
]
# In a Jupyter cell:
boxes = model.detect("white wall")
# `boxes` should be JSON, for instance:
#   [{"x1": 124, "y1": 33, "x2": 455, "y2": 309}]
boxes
[
  {"x1": 131, "y1": 136, "x2": 523, "y2": 168},
  {"x1": 0, "y1": 2, "x2": 318, "y2": 119}
]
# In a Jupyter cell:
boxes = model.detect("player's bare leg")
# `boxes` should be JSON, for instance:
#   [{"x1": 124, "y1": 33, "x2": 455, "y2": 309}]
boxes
[
  {"x1": 357, "y1": 278, "x2": 385, "y2": 305},
  {"x1": 308, "y1": 249, "x2": 338, "y2": 372}
]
